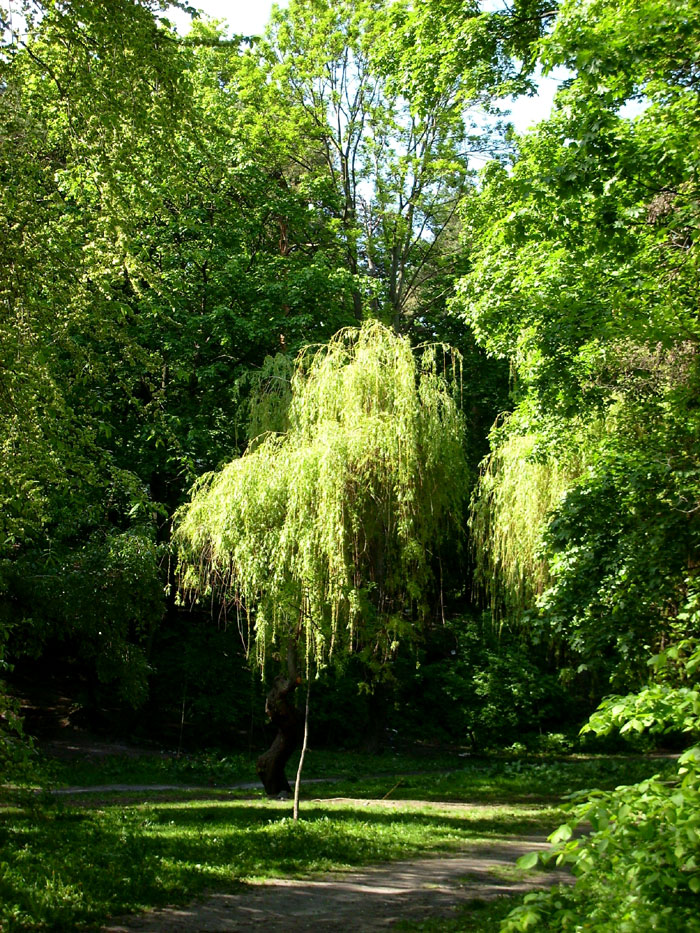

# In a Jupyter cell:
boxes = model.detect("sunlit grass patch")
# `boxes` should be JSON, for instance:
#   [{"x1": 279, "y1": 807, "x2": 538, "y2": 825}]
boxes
[
  {"x1": 2, "y1": 751, "x2": 673, "y2": 931},
  {"x1": 0, "y1": 795, "x2": 555, "y2": 932}
]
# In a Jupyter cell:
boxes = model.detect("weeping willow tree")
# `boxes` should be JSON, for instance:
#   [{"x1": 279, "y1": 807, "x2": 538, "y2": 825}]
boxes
[
  {"x1": 470, "y1": 428, "x2": 583, "y2": 620},
  {"x1": 174, "y1": 321, "x2": 468, "y2": 794}
]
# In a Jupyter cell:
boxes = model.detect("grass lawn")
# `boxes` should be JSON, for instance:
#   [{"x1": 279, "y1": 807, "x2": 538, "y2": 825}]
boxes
[
  {"x1": 0, "y1": 750, "x2": 673, "y2": 932},
  {"x1": 45, "y1": 746, "x2": 672, "y2": 801}
]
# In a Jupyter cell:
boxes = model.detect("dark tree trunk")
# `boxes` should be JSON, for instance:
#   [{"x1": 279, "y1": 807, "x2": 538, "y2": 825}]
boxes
[
  {"x1": 361, "y1": 683, "x2": 388, "y2": 753},
  {"x1": 256, "y1": 654, "x2": 302, "y2": 796}
]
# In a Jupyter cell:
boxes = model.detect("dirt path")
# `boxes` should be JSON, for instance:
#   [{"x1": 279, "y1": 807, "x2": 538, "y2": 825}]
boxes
[
  {"x1": 103, "y1": 835, "x2": 567, "y2": 932},
  {"x1": 38, "y1": 730, "x2": 569, "y2": 931}
]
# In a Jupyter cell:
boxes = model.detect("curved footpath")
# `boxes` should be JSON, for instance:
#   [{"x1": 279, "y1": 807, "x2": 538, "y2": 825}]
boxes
[{"x1": 101, "y1": 834, "x2": 569, "y2": 932}]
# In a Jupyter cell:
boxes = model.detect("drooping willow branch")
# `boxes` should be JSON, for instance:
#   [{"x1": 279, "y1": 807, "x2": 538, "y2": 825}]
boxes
[
  {"x1": 470, "y1": 425, "x2": 585, "y2": 619},
  {"x1": 173, "y1": 320, "x2": 469, "y2": 673}
]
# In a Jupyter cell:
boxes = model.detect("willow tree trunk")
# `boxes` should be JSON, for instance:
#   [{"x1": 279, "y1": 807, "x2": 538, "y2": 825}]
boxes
[{"x1": 256, "y1": 662, "x2": 302, "y2": 797}]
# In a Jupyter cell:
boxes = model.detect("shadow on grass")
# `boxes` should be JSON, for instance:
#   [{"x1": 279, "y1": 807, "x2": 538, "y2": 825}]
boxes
[
  {"x1": 1, "y1": 752, "x2": 668, "y2": 931},
  {"x1": 0, "y1": 795, "x2": 555, "y2": 932}
]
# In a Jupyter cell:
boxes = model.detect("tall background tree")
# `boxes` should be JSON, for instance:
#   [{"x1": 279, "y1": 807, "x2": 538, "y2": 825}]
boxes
[
  {"x1": 0, "y1": 0, "x2": 192, "y2": 712},
  {"x1": 1, "y1": 0, "x2": 516, "y2": 747},
  {"x1": 453, "y1": 0, "x2": 700, "y2": 927},
  {"x1": 459, "y1": 0, "x2": 700, "y2": 691}
]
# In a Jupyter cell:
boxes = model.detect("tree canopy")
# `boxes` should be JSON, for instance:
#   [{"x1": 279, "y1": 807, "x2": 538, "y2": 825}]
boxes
[
  {"x1": 2, "y1": 0, "x2": 700, "y2": 926},
  {"x1": 453, "y1": 0, "x2": 700, "y2": 926},
  {"x1": 174, "y1": 321, "x2": 468, "y2": 671}
]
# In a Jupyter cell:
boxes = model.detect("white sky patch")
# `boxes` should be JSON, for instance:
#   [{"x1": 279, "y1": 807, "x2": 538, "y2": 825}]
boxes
[
  {"x1": 165, "y1": 0, "x2": 288, "y2": 37},
  {"x1": 504, "y1": 66, "x2": 571, "y2": 134},
  {"x1": 2, "y1": 1, "x2": 29, "y2": 42}
]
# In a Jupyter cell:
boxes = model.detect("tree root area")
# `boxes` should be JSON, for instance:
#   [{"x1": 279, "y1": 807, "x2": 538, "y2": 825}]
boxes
[{"x1": 103, "y1": 836, "x2": 568, "y2": 932}]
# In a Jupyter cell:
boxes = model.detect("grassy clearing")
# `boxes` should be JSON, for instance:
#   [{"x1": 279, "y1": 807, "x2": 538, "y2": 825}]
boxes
[
  {"x1": 303, "y1": 753, "x2": 673, "y2": 803},
  {"x1": 43, "y1": 749, "x2": 253, "y2": 788},
  {"x1": 43, "y1": 747, "x2": 457, "y2": 788},
  {"x1": 396, "y1": 894, "x2": 527, "y2": 932},
  {"x1": 0, "y1": 795, "x2": 555, "y2": 932},
  {"x1": 0, "y1": 751, "x2": 672, "y2": 932},
  {"x1": 45, "y1": 747, "x2": 673, "y2": 800}
]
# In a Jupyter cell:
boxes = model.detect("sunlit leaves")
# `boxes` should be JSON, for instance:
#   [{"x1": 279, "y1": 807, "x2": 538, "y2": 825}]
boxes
[
  {"x1": 506, "y1": 750, "x2": 700, "y2": 932},
  {"x1": 174, "y1": 321, "x2": 469, "y2": 670},
  {"x1": 458, "y1": 2, "x2": 700, "y2": 924},
  {"x1": 470, "y1": 428, "x2": 584, "y2": 619}
]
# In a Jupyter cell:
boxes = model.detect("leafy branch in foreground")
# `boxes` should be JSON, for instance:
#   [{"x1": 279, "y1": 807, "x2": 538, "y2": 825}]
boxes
[{"x1": 508, "y1": 636, "x2": 700, "y2": 932}]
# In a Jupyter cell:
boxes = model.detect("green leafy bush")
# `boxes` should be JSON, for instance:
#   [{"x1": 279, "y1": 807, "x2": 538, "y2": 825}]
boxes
[
  {"x1": 397, "y1": 617, "x2": 574, "y2": 749},
  {"x1": 506, "y1": 640, "x2": 700, "y2": 932},
  {"x1": 507, "y1": 748, "x2": 700, "y2": 932}
]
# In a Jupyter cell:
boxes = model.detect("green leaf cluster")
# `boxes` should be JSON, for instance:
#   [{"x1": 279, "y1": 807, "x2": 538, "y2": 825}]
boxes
[
  {"x1": 175, "y1": 321, "x2": 469, "y2": 670},
  {"x1": 509, "y1": 644, "x2": 700, "y2": 932}
]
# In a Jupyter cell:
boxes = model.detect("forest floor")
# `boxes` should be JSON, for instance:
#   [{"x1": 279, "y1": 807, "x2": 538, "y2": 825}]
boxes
[
  {"x1": 6, "y1": 683, "x2": 671, "y2": 932},
  {"x1": 101, "y1": 830, "x2": 565, "y2": 932},
  {"x1": 42, "y1": 768, "x2": 569, "y2": 932},
  {"x1": 47, "y1": 761, "x2": 569, "y2": 932}
]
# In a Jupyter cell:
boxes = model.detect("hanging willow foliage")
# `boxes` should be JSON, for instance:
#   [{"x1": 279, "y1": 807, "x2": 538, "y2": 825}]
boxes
[
  {"x1": 470, "y1": 428, "x2": 583, "y2": 619},
  {"x1": 174, "y1": 321, "x2": 468, "y2": 670},
  {"x1": 245, "y1": 352, "x2": 294, "y2": 444}
]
